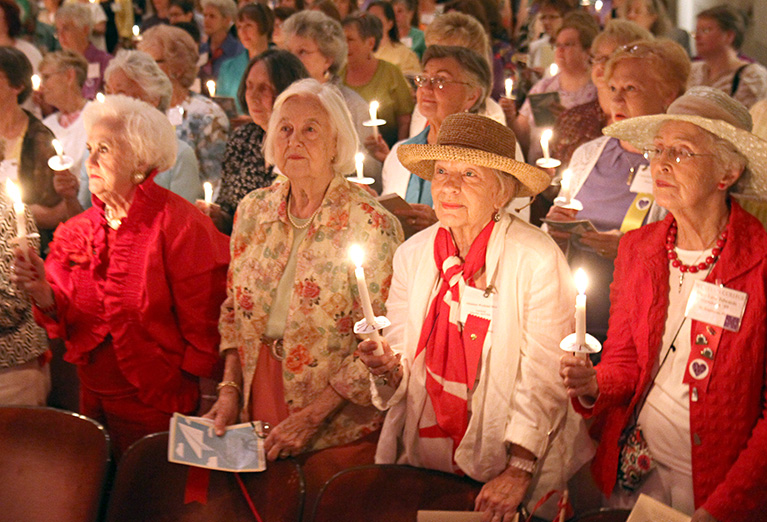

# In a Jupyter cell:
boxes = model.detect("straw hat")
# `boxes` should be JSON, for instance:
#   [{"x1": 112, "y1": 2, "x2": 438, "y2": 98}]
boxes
[
  {"x1": 604, "y1": 86, "x2": 767, "y2": 198},
  {"x1": 397, "y1": 113, "x2": 551, "y2": 198}
]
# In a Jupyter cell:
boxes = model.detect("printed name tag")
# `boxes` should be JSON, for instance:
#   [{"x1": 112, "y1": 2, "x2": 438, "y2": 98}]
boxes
[
  {"x1": 629, "y1": 164, "x2": 653, "y2": 194},
  {"x1": 685, "y1": 280, "x2": 748, "y2": 332},
  {"x1": 460, "y1": 286, "x2": 493, "y2": 324},
  {"x1": 87, "y1": 62, "x2": 101, "y2": 79}
]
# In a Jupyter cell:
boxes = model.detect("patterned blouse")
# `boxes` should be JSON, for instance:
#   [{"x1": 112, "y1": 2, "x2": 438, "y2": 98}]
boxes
[
  {"x1": 219, "y1": 175, "x2": 403, "y2": 451},
  {"x1": 217, "y1": 123, "x2": 274, "y2": 217},
  {"x1": 176, "y1": 93, "x2": 230, "y2": 184}
]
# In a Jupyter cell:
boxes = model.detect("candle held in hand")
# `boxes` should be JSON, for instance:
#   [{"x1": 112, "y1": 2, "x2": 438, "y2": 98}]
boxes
[
  {"x1": 355, "y1": 152, "x2": 364, "y2": 180},
  {"x1": 541, "y1": 128, "x2": 553, "y2": 160},
  {"x1": 549, "y1": 63, "x2": 559, "y2": 77},
  {"x1": 203, "y1": 182, "x2": 213, "y2": 205},
  {"x1": 52, "y1": 139, "x2": 64, "y2": 160},
  {"x1": 6, "y1": 179, "x2": 27, "y2": 255},
  {"x1": 206, "y1": 80, "x2": 216, "y2": 97},
  {"x1": 349, "y1": 244, "x2": 384, "y2": 355},
  {"x1": 574, "y1": 268, "x2": 588, "y2": 348},
  {"x1": 31, "y1": 74, "x2": 41, "y2": 91},
  {"x1": 505, "y1": 78, "x2": 514, "y2": 98}
]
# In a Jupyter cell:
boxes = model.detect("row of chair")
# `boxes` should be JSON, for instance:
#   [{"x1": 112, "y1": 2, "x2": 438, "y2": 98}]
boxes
[{"x1": 0, "y1": 407, "x2": 630, "y2": 522}]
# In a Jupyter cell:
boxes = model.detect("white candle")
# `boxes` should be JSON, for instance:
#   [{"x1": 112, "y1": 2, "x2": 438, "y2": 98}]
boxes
[
  {"x1": 540, "y1": 128, "x2": 553, "y2": 160},
  {"x1": 132, "y1": 25, "x2": 140, "y2": 37},
  {"x1": 349, "y1": 244, "x2": 383, "y2": 355},
  {"x1": 559, "y1": 168, "x2": 572, "y2": 202},
  {"x1": 203, "y1": 182, "x2": 213, "y2": 205},
  {"x1": 96, "y1": 92, "x2": 105, "y2": 103},
  {"x1": 206, "y1": 80, "x2": 216, "y2": 97},
  {"x1": 549, "y1": 63, "x2": 559, "y2": 77},
  {"x1": 31, "y1": 74, "x2": 40, "y2": 91},
  {"x1": 574, "y1": 268, "x2": 588, "y2": 348},
  {"x1": 355, "y1": 152, "x2": 364, "y2": 180},
  {"x1": 52, "y1": 139, "x2": 64, "y2": 161},
  {"x1": 369, "y1": 100, "x2": 379, "y2": 138},
  {"x1": 6, "y1": 180, "x2": 27, "y2": 255},
  {"x1": 505, "y1": 78, "x2": 514, "y2": 98}
]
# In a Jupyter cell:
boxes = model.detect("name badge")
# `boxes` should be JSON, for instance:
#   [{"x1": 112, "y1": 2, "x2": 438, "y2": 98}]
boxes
[
  {"x1": 87, "y1": 62, "x2": 101, "y2": 79},
  {"x1": 629, "y1": 164, "x2": 653, "y2": 194},
  {"x1": 459, "y1": 286, "x2": 494, "y2": 325},
  {"x1": 0, "y1": 159, "x2": 19, "y2": 183},
  {"x1": 685, "y1": 280, "x2": 748, "y2": 332},
  {"x1": 168, "y1": 106, "x2": 184, "y2": 126}
]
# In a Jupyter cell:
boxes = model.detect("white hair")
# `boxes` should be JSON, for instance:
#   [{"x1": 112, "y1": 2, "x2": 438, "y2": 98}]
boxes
[
  {"x1": 201, "y1": 0, "x2": 238, "y2": 20},
  {"x1": 55, "y1": 4, "x2": 93, "y2": 31},
  {"x1": 264, "y1": 79, "x2": 358, "y2": 176},
  {"x1": 83, "y1": 94, "x2": 177, "y2": 173},
  {"x1": 104, "y1": 50, "x2": 173, "y2": 112}
]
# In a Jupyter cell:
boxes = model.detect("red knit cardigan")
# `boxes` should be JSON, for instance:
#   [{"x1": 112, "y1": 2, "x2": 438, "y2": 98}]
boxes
[{"x1": 574, "y1": 201, "x2": 767, "y2": 522}]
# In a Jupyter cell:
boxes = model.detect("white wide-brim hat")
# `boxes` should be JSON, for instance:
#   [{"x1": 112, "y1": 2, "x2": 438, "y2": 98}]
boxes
[{"x1": 604, "y1": 86, "x2": 767, "y2": 198}]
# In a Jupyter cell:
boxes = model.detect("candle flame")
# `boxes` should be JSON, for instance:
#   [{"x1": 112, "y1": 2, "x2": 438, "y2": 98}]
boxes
[
  {"x1": 203, "y1": 182, "x2": 213, "y2": 204},
  {"x1": 133, "y1": 25, "x2": 140, "y2": 37},
  {"x1": 206, "y1": 80, "x2": 216, "y2": 97},
  {"x1": 594, "y1": 0, "x2": 603, "y2": 11},
  {"x1": 5, "y1": 179, "x2": 23, "y2": 213},
  {"x1": 505, "y1": 78, "x2": 513, "y2": 98},
  {"x1": 369, "y1": 100, "x2": 379, "y2": 121},
  {"x1": 52, "y1": 139, "x2": 64, "y2": 157},
  {"x1": 541, "y1": 128, "x2": 553, "y2": 147},
  {"x1": 560, "y1": 168, "x2": 571, "y2": 193},
  {"x1": 549, "y1": 63, "x2": 559, "y2": 77},
  {"x1": 96, "y1": 92, "x2": 105, "y2": 103},
  {"x1": 31, "y1": 74, "x2": 41, "y2": 91},
  {"x1": 575, "y1": 268, "x2": 588, "y2": 295},
  {"x1": 349, "y1": 244, "x2": 365, "y2": 268}
]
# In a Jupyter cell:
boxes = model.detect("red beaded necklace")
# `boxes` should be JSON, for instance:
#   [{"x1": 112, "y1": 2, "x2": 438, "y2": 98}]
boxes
[{"x1": 666, "y1": 220, "x2": 728, "y2": 275}]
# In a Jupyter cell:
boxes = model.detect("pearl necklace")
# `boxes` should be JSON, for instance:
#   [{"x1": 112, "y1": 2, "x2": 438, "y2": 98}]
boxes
[
  {"x1": 287, "y1": 196, "x2": 321, "y2": 230},
  {"x1": 666, "y1": 220, "x2": 728, "y2": 289}
]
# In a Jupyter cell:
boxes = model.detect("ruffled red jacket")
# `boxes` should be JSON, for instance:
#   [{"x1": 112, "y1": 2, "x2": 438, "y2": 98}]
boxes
[
  {"x1": 574, "y1": 201, "x2": 767, "y2": 521},
  {"x1": 36, "y1": 178, "x2": 230, "y2": 414}
]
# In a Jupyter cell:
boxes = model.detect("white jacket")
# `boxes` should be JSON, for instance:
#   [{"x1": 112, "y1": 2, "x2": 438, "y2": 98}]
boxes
[{"x1": 372, "y1": 212, "x2": 595, "y2": 517}]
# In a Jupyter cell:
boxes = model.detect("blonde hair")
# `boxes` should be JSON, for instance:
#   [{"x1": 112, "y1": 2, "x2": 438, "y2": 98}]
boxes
[
  {"x1": 40, "y1": 49, "x2": 89, "y2": 88},
  {"x1": 591, "y1": 19, "x2": 653, "y2": 53},
  {"x1": 138, "y1": 25, "x2": 199, "y2": 89},
  {"x1": 263, "y1": 79, "x2": 358, "y2": 175},
  {"x1": 83, "y1": 94, "x2": 177, "y2": 173},
  {"x1": 605, "y1": 38, "x2": 690, "y2": 99},
  {"x1": 424, "y1": 12, "x2": 490, "y2": 63}
]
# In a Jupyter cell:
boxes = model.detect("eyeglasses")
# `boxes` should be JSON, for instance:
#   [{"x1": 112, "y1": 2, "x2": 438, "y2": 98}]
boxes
[
  {"x1": 554, "y1": 41, "x2": 581, "y2": 50},
  {"x1": 414, "y1": 75, "x2": 472, "y2": 90},
  {"x1": 643, "y1": 146, "x2": 716, "y2": 164},
  {"x1": 588, "y1": 54, "x2": 610, "y2": 66}
]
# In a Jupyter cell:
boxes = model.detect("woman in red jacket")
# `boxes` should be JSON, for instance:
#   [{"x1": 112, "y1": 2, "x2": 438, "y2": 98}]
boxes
[
  {"x1": 12, "y1": 94, "x2": 230, "y2": 458},
  {"x1": 561, "y1": 87, "x2": 767, "y2": 522}
]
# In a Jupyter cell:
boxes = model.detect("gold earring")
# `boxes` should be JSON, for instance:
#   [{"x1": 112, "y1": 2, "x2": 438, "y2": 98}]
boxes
[{"x1": 132, "y1": 172, "x2": 145, "y2": 184}]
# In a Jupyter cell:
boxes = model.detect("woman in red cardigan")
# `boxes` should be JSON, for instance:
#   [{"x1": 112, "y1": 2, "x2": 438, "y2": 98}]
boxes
[
  {"x1": 12, "y1": 94, "x2": 230, "y2": 458},
  {"x1": 561, "y1": 87, "x2": 767, "y2": 522}
]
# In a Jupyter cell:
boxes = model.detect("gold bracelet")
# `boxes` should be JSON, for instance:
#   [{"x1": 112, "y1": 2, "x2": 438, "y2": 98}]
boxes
[{"x1": 216, "y1": 381, "x2": 241, "y2": 395}]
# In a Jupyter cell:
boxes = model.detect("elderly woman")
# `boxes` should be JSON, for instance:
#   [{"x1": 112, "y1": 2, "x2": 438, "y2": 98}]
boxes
[
  {"x1": 624, "y1": 0, "x2": 690, "y2": 54},
  {"x1": 12, "y1": 95, "x2": 230, "y2": 457},
  {"x1": 86, "y1": 50, "x2": 202, "y2": 205},
  {"x1": 205, "y1": 79, "x2": 402, "y2": 506},
  {"x1": 55, "y1": 4, "x2": 113, "y2": 101},
  {"x1": 216, "y1": 3, "x2": 273, "y2": 114},
  {"x1": 561, "y1": 87, "x2": 767, "y2": 520},
  {"x1": 545, "y1": 38, "x2": 689, "y2": 343},
  {"x1": 375, "y1": 45, "x2": 491, "y2": 234},
  {"x1": 200, "y1": 49, "x2": 309, "y2": 234},
  {"x1": 359, "y1": 113, "x2": 592, "y2": 521},
  {"x1": 138, "y1": 25, "x2": 230, "y2": 186},
  {"x1": 367, "y1": 1, "x2": 420, "y2": 77},
  {"x1": 0, "y1": 47, "x2": 75, "y2": 253},
  {"x1": 506, "y1": 11, "x2": 598, "y2": 161},
  {"x1": 341, "y1": 13, "x2": 414, "y2": 148},
  {"x1": 689, "y1": 5, "x2": 767, "y2": 110},
  {"x1": 200, "y1": 0, "x2": 244, "y2": 81},
  {"x1": 40, "y1": 50, "x2": 91, "y2": 182}
]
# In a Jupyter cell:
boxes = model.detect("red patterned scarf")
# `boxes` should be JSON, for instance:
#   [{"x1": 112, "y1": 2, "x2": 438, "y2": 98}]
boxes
[{"x1": 416, "y1": 220, "x2": 495, "y2": 451}]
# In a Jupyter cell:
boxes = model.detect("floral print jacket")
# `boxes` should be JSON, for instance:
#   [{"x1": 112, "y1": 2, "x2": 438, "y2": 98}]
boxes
[{"x1": 220, "y1": 175, "x2": 403, "y2": 451}]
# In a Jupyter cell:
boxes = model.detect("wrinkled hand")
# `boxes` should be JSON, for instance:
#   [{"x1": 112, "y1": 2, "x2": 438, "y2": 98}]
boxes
[
  {"x1": 691, "y1": 508, "x2": 718, "y2": 522},
  {"x1": 544, "y1": 205, "x2": 578, "y2": 242},
  {"x1": 10, "y1": 247, "x2": 53, "y2": 306},
  {"x1": 357, "y1": 338, "x2": 397, "y2": 375},
  {"x1": 395, "y1": 203, "x2": 437, "y2": 232},
  {"x1": 53, "y1": 169, "x2": 80, "y2": 200},
  {"x1": 194, "y1": 201, "x2": 233, "y2": 235},
  {"x1": 579, "y1": 229, "x2": 622, "y2": 260},
  {"x1": 499, "y1": 97, "x2": 518, "y2": 127},
  {"x1": 264, "y1": 407, "x2": 324, "y2": 460},
  {"x1": 475, "y1": 467, "x2": 531, "y2": 522},
  {"x1": 559, "y1": 354, "x2": 598, "y2": 401},
  {"x1": 203, "y1": 388, "x2": 240, "y2": 436},
  {"x1": 364, "y1": 134, "x2": 391, "y2": 163}
]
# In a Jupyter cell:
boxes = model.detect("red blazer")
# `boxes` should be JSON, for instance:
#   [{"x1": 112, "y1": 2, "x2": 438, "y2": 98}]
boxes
[
  {"x1": 37, "y1": 178, "x2": 230, "y2": 414},
  {"x1": 574, "y1": 201, "x2": 767, "y2": 521}
]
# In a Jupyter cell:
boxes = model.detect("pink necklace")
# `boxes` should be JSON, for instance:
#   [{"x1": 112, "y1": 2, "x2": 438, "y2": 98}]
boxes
[{"x1": 666, "y1": 220, "x2": 728, "y2": 288}]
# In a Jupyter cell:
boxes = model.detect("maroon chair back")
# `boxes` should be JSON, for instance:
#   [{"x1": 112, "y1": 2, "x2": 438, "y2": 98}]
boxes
[
  {"x1": 105, "y1": 431, "x2": 304, "y2": 522},
  {"x1": 575, "y1": 508, "x2": 632, "y2": 522},
  {"x1": 310, "y1": 464, "x2": 483, "y2": 522},
  {"x1": 0, "y1": 406, "x2": 110, "y2": 522}
]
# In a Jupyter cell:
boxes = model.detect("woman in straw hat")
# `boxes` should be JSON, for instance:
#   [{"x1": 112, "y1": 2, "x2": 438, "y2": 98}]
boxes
[
  {"x1": 359, "y1": 113, "x2": 594, "y2": 521},
  {"x1": 561, "y1": 86, "x2": 767, "y2": 520}
]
